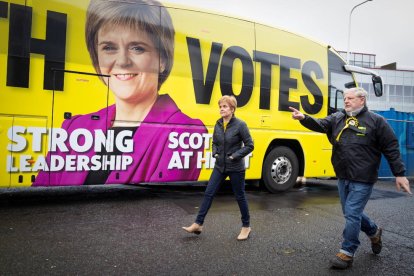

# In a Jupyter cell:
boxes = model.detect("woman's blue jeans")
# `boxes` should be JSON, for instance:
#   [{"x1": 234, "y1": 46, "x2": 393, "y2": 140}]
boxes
[
  {"x1": 337, "y1": 179, "x2": 378, "y2": 256},
  {"x1": 195, "y1": 168, "x2": 250, "y2": 227}
]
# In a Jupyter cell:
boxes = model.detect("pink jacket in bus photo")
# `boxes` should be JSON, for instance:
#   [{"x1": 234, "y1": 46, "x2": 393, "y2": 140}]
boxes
[{"x1": 33, "y1": 94, "x2": 207, "y2": 186}]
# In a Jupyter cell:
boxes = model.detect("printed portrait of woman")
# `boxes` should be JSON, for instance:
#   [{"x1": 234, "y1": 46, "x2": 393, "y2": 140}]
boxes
[{"x1": 34, "y1": 0, "x2": 207, "y2": 186}]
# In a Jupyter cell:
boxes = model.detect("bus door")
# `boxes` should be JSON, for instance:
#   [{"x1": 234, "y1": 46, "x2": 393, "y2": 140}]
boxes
[{"x1": 43, "y1": 70, "x2": 110, "y2": 185}]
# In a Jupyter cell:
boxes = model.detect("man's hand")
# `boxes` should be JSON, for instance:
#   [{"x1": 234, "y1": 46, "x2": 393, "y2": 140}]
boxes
[
  {"x1": 289, "y1": 107, "x2": 305, "y2": 120},
  {"x1": 396, "y1": 176, "x2": 412, "y2": 195}
]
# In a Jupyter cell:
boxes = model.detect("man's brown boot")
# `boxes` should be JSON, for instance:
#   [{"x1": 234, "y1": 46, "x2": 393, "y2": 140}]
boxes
[
  {"x1": 370, "y1": 227, "x2": 382, "y2": 254},
  {"x1": 330, "y1": 252, "x2": 353, "y2": 269}
]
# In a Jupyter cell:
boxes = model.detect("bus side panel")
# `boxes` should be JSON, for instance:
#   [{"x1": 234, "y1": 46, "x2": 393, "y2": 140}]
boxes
[
  {"x1": 0, "y1": 116, "x2": 14, "y2": 188},
  {"x1": 165, "y1": 7, "x2": 257, "y2": 180},
  {"x1": 254, "y1": 24, "x2": 334, "y2": 178},
  {"x1": 1, "y1": 0, "x2": 339, "y2": 188},
  {"x1": 7, "y1": 116, "x2": 48, "y2": 187}
]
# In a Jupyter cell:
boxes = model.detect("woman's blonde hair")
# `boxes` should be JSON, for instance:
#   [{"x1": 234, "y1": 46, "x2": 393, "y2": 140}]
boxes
[
  {"x1": 85, "y1": 0, "x2": 175, "y2": 89},
  {"x1": 218, "y1": 95, "x2": 237, "y2": 115}
]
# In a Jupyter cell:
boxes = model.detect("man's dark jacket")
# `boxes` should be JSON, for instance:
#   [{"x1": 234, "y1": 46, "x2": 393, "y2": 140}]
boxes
[
  {"x1": 212, "y1": 117, "x2": 254, "y2": 173},
  {"x1": 300, "y1": 106, "x2": 405, "y2": 184}
]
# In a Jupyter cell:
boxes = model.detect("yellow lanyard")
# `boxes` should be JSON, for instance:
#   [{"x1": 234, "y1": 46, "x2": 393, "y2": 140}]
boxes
[{"x1": 336, "y1": 116, "x2": 359, "y2": 142}]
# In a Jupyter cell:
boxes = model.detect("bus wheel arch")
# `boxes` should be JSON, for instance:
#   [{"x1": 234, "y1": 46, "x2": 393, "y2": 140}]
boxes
[{"x1": 262, "y1": 140, "x2": 304, "y2": 193}]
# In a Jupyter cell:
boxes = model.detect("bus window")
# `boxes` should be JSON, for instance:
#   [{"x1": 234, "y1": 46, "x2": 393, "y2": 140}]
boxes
[{"x1": 328, "y1": 51, "x2": 355, "y2": 114}]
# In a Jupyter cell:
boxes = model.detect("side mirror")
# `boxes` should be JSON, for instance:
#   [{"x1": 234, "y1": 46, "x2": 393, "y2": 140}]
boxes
[
  {"x1": 343, "y1": 65, "x2": 384, "y2": 97},
  {"x1": 372, "y1": 75, "x2": 383, "y2": 97}
]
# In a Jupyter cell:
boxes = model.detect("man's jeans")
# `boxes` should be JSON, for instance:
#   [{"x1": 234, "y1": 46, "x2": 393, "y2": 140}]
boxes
[
  {"x1": 338, "y1": 179, "x2": 378, "y2": 256},
  {"x1": 195, "y1": 168, "x2": 250, "y2": 227}
]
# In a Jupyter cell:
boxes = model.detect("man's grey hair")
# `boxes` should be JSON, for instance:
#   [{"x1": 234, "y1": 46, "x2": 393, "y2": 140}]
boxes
[{"x1": 344, "y1": 87, "x2": 368, "y2": 106}]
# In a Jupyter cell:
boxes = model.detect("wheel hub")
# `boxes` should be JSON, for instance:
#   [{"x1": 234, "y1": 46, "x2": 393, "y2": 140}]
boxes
[{"x1": 270, "y1": 156, "x2": 292, "y2": 184}]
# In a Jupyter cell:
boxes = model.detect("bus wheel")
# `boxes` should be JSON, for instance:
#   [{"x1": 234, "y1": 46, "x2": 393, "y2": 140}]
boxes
[{"x1": 262, "y1": 146, "x2": 299, "y2": 193}]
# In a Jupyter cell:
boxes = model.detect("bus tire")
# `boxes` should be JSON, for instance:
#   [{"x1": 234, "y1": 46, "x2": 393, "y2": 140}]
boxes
[{"x1": 262, "y1": 146, "x2": 299, "y2": 193}]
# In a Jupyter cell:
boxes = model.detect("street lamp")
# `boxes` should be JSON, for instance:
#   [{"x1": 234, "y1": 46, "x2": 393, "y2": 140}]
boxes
[{"x1": 346, "y1": 0, "x2": 373, "y2": 63}]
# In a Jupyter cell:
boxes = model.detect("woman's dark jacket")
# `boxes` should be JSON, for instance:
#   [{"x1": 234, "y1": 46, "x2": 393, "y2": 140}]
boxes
[
  {"x1": 212, "y1": 117, "x2": 254, "y2": 173},
  {"x1": 299, "y1": 106, "x2": 405, "y2": 184}
]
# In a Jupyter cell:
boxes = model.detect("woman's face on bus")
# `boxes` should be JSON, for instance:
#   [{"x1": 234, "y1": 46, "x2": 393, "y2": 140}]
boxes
[{"x1": 97, "y1": 24, "x2": 164, "y2": 104}]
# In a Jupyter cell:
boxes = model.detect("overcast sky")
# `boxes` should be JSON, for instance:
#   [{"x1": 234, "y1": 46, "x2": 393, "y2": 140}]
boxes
[{"x1": 165, "y1": 0, "x2": 414, "y2": 70}]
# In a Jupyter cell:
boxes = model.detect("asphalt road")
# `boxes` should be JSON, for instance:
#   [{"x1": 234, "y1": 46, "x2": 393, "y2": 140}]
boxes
[{"x1": 0, "y1": 179, "x2": 413, "y2": 275}]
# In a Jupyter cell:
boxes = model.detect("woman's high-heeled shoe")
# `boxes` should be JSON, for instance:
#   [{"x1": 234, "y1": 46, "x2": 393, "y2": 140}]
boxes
[
  {"x1": 237, "y1": 227, "x2": 251, "y2": 241},
  {"x1": 182, "y1": 223, "x2": 203, "y2": 235}
]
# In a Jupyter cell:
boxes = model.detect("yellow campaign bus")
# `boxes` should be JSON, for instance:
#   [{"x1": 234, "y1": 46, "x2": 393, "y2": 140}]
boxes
[{"x1": 0, "y1": 0, "x2": 382, "y2": 192}]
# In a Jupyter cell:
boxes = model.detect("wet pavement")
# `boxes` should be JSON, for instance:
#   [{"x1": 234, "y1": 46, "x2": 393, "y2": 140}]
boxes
[{"x1": 0, "y1": 179, "x2": 413, "y2": 275}]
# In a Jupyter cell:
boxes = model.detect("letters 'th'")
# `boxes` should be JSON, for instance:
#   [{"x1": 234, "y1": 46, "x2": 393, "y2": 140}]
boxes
[{"x1": 1, "y1": 2, "x2": 67, "y2": 91}]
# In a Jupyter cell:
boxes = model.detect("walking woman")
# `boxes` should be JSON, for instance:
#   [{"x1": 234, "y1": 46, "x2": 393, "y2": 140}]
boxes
[{"x1": 182, "y1": 95, "x2": 254, "y2": 240}]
